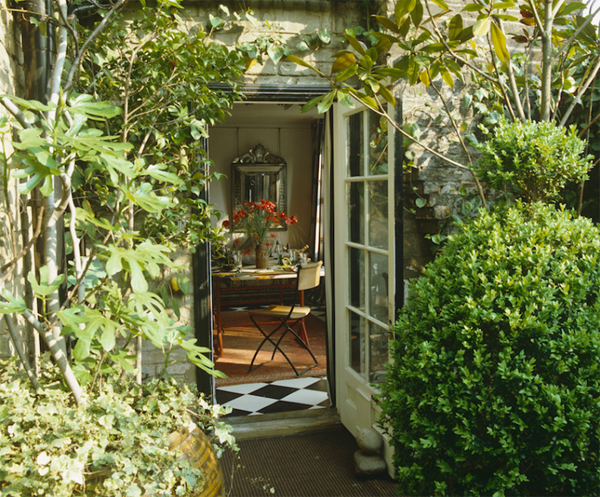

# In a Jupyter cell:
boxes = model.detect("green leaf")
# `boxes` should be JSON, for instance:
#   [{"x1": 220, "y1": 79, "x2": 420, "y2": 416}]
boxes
[
  {"x1": 416, "y1": 198, "x2": 427, "y2": 208},
  {"x1": 125, "y1": 183, "x2": 174, "y2": 214},
  {"x1": 0, "y1": 94, "x2": 56, "y2": 112},
  {"x1": 69, "y1": 94, "x2": 122, "y2": 120},
  {"x1": 335, "y1": 64, "x2": 358, "y2": 82},
  {"x1": 317, "y1": 29, "x2": 331, "y2": 44},
  {"x1": 352, "y1": 91, "x2": 379, "y2": 110},
  {"x1": 0, "y1": 290, "x2": 27, "y2": 314},
  {"x1": 441, "y1": 68, "x2": 455, "y2": 88},
  {"x1": 492, "y1": 0, "x2": 516, "y2": 9},
  {"x1": 332, "y1": 52, "x2": 357, "y2": 74},
  {"x1": 99, "y1": 323, "x2": 116, "y2": 352},
  {"x1": 490, "y1": 22, "x2": 510, "y2": 64},
  {"x1": 209, "y1": 14, "x2": 225, "y2": 28},
  {"x1": 267, "y1": 45, "x2": 286, "y2": 65},
  {"x1": 373, "y1": 15, "x2": 401, "y2": 33},
  {"x1": 344, "y1": 32, "x2": 367, "y2": 55},
  {"x1": 27, "y1": 266, "x2": 65, "y2": 297},
  {"x1": 448, "y1": 15, "x2": 464, "y2": 40},
  {"x1": 359, "y1": 54, "x2": 374, "y2": 71},
  {"x1": 302, "y1": 94, "x2": 324, "y2": 113},
  {"x1": 494, "y1": 14, "x2": 519, "y2": 21},
  {"x1": 558, "y1": 1, "x2": 586, "y2": 15},
  {"x1": 473, "y1": 17, "x2": 491, "y2": 37},
  {"x1": 378, "y1": 85, "x2": 396, "y2": 106},
  {"x1": 129, "y1": 259, "x2": 147, "y2": 293},
  {"x1": 39, "y1": 175, "x2": 53, "y2": 196},
  {"x1": 73, "y1": 338, "x2": 91, "y2": 361},
  {"x1": 317, "y1": 90, "x2": 336, "y2": 114},
  {"x1": 145, "y1": 164, "x2": 183, "y2": 185},
  {"x1": 429, "y1": 0, "x2": 449, "y2": 10},
  {"x1": 395, "y1": 0, "x2": 417, "y2": 21},
  {"x1": 462, "y1": 3, "x2": 485, "y2": 11},
  {"x1": 285, "y1": 55, "x2": 325, "y2": 76},
  {"x1": 411, "y1": 0, "x2": 424, "y2": 26},
  {"x1": 377, "y1": 67, "x2": 404, "y2": 80},
  {"x1": 110, "y1": 350, "x2": 136, "y2": 373},
  {"x1": 12, "y1": 127, "x2": 46, "y2": 150}
]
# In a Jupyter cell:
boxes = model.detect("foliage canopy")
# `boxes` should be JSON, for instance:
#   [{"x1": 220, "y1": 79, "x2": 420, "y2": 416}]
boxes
[{"x1": 379, "y1": 203, "x2": 600, "y2": 496}]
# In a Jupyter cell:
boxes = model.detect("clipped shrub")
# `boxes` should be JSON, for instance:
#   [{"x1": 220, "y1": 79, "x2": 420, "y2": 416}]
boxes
[
  {"x1": 475, "y1": 119, "x2": 593, "y2": 202},
  {"x1": 379, "y1": 203, "x2": 600, "y2": 496},
  {"x1": 0, "y1": 357, "x2": 236, "y2": 496}
]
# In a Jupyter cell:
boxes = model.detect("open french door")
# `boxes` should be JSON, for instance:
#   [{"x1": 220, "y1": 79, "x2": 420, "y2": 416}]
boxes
[{"x1": 332, "y1": 102, "x2": 398, "y2": 473}]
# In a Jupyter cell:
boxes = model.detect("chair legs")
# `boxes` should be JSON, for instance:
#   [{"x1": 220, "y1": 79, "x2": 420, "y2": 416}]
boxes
[{"x1": 248, "y1": 316, "x2": 318, "y2": 376}]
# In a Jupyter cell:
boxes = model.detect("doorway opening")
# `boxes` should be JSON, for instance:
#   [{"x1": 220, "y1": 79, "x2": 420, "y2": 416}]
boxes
[{"x1": 207, "y1": 102, "x2": 331, "y2": 416}]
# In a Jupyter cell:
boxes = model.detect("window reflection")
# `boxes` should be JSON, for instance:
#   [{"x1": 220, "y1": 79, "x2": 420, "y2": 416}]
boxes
[{"x1": 350, "y1": 311, "x2": 365, "y2": 377}]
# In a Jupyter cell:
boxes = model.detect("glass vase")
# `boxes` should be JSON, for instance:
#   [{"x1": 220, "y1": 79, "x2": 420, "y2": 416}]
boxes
[{"x1": 255, "y1": 243, "x2": 269, "y2": 269}]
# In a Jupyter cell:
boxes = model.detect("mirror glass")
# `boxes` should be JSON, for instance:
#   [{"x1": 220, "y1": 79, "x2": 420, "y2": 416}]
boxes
[{"x1": 231, "y1": 144, "x2": 287, "y2": 231}]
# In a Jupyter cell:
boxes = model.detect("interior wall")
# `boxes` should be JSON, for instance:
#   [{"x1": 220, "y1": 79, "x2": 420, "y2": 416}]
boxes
[{"x1": 209, "y1": 102, "x2": 319, "y2": 253}]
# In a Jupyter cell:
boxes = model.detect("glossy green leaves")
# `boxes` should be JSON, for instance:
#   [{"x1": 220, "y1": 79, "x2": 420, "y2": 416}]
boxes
[{"x1": 379, "y1": 203, "x2": 600, "y2": 495}]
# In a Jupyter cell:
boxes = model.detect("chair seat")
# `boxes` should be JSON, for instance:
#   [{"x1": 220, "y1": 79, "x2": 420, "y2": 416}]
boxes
[{"x1": 249, "y1": 305, "x2": 311, "y2": 320}]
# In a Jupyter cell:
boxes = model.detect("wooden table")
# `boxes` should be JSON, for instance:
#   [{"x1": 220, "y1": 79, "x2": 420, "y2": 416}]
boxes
[{"x1": 211, "y1": 266, "x2": 309, "y2": 357}]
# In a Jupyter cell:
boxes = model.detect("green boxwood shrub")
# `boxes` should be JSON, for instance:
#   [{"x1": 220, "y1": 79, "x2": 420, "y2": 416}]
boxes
[
  {"x1": 475, "y1": 120, "x2": 592, "y2": 203},
  {"x1": 0, "y1": 357, "x2": 236, "y2": 496},
  {"x1": 379, "y1": 203, "x2": 600, "y2": 496}
]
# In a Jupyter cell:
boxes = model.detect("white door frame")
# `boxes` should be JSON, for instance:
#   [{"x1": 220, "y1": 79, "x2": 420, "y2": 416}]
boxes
[{"x1": 331, "y1": 102, "x2": 396, "y2": 473}]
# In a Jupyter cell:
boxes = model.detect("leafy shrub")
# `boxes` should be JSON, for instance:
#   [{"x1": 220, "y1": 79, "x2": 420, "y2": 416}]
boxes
[
  {"x1": 0, "y1": 357, "x2": 236, "y2": 496},
  {"x1": 379, "y1": 203, "x2": 600, "y2": 496},
  {"x1": 475, "y1": 119, "x2": 592, "y2": 202}
]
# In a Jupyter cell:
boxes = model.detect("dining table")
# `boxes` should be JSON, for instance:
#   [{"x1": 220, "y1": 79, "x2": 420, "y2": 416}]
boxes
[{"x1": 211, "y1": 264, "x2": 314, "y2": 357}]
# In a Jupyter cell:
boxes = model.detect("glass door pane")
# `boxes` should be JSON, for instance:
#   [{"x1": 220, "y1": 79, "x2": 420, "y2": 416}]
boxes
[{"x1": 345, "y1": 108, "x2": 391, "y2": 385}]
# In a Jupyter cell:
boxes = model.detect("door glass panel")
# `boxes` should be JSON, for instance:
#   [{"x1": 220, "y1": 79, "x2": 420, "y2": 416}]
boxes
[
  {"x1": 368, "y1": 111, "x2": 388, "y2": 176},
  {"x1": 350, "y1": 311, "x2": 366, "y2": 377},
  {"x1": 348, "y1": 182, "x2": 364, "y2": 244},
  {"x1": 369, "y1": 252, "x2": 389, "y2": 324},
  {"x1": 369, "y1": 321, "x2": 388, "y2": 383},
  {"x1": 349, "y1": 247, "x2": 365, "y2": 311},
  {"x1": 368, "y1": 180, "x2": 388, "y2": 250},
  {"x1": 347, "y1": 112, "x2": 364, "y2": 177}
]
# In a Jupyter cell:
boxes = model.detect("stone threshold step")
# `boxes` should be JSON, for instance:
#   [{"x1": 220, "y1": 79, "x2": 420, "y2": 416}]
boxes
[{"x1": 224, "y1": 408, "x2": 341, "y2": 441}]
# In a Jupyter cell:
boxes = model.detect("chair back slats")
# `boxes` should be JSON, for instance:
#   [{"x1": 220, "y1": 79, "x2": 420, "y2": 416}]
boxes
[{"x1": 297, "y1": 261, "x2": 323, "y2": 292}]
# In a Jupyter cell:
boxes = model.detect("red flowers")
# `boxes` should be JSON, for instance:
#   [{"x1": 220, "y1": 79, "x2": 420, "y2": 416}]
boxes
[{"x1": 233, "y1": 200, "x2": 298, "y2": 243}]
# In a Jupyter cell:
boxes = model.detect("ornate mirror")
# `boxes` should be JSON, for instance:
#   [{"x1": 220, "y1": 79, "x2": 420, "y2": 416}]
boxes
[{"x1": 231, "y1": 144, "x2": 287, "y2": 231}]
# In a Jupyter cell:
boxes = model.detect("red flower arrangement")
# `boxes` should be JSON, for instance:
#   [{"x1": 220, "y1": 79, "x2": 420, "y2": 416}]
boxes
[{"x1": 233, "y1": 200, "x2": 298, "y2": 244}]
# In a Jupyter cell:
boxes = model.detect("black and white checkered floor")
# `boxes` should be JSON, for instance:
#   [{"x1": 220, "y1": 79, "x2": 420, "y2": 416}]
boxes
[{"x1": 216, "y1": 377, "x2": 330, "y2": 416}]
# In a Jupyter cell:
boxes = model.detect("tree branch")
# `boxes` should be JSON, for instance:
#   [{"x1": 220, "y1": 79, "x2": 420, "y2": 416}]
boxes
[
  {"x1": 348, "y1": 87, "x2": 486, "y2": 207},
  {"x1": 0, "y1": 206, "x2": 45, "y2": 275},
  {"x1": 486, "y1": 35, "x2": 517, "y2": 121},
  {"x1": 64, "y1": 0, "x2": 131, "y2": 90},
  {"x1": 4, "y1": 314, "x2": 39, "y2": 390},
  {"x1": 559, "y1": 57, "x2": 600, "y2": 127},
  {"x1": 22, "y1": 310, "x2": 84, "y2": 405},
  {"x1": 496, "y1": 21, "x2": 527, "y2": 121},
  {"x1": 556, "y1": 4, "x2": 600, "y2": 58},
  {"x1": 0, "y1": 97, "x2": 33, "y2": 129}
]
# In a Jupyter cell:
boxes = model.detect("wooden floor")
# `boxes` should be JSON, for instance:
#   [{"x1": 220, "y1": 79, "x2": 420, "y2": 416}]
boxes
[{"x1": 214, "y1": 310, "x2": 328, "y2": 386}]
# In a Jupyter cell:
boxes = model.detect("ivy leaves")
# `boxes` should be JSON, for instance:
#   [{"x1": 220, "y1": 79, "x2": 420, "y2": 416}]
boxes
[{"x1": 0, "y1": 360, "x2": 235, "y2": 496}]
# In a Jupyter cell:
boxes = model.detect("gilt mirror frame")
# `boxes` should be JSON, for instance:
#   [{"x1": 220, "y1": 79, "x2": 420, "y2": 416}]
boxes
[{"x1": 231, "y1": 144, "x2": 287, "y2": 232}]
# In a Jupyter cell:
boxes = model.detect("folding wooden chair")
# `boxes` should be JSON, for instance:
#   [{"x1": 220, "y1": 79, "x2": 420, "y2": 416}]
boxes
[{"x1": 247, "y1": 261, "x2": 323, "y2": 376}]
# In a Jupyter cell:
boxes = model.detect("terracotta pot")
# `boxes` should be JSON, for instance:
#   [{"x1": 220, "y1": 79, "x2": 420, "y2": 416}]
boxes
[
  {"x1": 167, "y1": 428, "x2": 225, "y2": 497},
  {"x1": 255, "y1": 242, "x2": 269, "y2": 269}
]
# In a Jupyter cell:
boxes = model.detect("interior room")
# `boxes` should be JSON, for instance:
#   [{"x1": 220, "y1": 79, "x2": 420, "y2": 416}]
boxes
[{"x1": 208, "y1": 102, "x2": 329, "y2": 415}]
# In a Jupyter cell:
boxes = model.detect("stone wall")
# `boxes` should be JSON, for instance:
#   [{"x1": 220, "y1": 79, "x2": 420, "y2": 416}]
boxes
[
  {"x1": 0, "y1": 2, "x2": 28, "y2": 361},
  {"x1": 187, "y1": 0, "x2": 372, "y2": 85}
]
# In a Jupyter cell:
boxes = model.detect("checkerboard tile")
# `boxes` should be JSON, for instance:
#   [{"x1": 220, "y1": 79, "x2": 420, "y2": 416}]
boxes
[{"x1": 216, "y1": 377, "x2": 330, "y2": 416}]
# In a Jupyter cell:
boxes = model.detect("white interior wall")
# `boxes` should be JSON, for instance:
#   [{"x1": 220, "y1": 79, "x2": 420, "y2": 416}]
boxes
[{"x1": 209, "y1": 103, "x2": 319, "y2": 252}]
